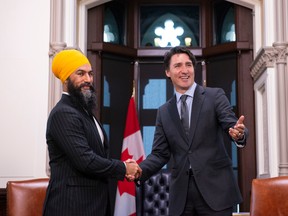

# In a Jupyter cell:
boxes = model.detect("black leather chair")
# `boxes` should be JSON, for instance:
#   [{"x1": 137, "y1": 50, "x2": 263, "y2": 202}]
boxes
[{"x1": 136, "y1": 169, "x2": 171, "y2": 216}]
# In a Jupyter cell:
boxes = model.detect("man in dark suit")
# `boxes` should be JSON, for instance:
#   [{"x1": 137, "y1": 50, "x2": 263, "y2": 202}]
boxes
[
  {"x1": 138, "y1": 46, "x2": 248, "y2": 216},
  {"x1": 43, "y1": 49, "x2": 140, "y2": 216}
]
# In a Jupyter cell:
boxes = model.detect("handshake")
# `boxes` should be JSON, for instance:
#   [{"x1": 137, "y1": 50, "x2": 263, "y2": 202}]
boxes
[{"x1": 124, "y1": 159, "x2": 142, "y2": 182}]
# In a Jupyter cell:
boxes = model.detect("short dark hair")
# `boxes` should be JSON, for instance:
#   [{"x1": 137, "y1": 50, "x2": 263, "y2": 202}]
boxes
[{"x1": 163, "y1": 46, "x2": 197, "y2": 70}]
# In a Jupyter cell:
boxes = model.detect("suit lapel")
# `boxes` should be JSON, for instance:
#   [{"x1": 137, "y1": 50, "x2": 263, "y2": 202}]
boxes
[
  {"x1": 168, "y1": 96, "x2": 189, "y2": 143},
  {"x1": 188, "y1": 85, "x2": 205, "y2": 146},
  {"x1": 85, "y1": 112, "x2": 107, "y2": 157},
  {"x1": 94, "y1": 116, "x2": 109, "y2": 157}
]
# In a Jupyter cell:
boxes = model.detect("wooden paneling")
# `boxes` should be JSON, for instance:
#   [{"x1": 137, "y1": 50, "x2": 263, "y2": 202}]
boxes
[{"x1": 236, "y1": 5, "x2": 256, "y2": 212}]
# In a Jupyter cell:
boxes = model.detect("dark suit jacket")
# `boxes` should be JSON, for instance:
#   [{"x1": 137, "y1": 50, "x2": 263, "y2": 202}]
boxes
[
  {"x1": 139, "y1": 85, "x2": 248, "y2": 216},
  {"x1": 43, "y1": 94, "x2": 126, "y2": 216}
]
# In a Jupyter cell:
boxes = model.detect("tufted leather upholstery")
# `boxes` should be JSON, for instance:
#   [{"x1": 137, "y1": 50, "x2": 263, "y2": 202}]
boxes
[
  {"x1": 6, "y1": 178, "x2": 49, "y2": 216},
  {"x1": 250, "y1": 176, "x2": 288, "y2": 216},
  {"x1": 136, "y1": 169, "x2": 171, "y2": 216}
]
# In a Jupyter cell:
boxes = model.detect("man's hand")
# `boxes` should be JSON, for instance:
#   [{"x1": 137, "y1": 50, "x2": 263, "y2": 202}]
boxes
[
  {"x1": 229, "y1": 115, "x2": 245, "y2": 141},
  {"x1": 124, "y1": 159, "x2": 142, "y2": 182}
]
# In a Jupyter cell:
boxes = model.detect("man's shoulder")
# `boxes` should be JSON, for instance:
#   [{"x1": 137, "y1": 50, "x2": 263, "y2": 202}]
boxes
[
  {"x1": 200, "y1": 86, "x2": 225, "y2": 96},
  {"x1": 161, "y1": 96, "x2": 175, "y2": 108},
  {"x1": 49, "y1": 96, "x2": 80, "y2": 117}
]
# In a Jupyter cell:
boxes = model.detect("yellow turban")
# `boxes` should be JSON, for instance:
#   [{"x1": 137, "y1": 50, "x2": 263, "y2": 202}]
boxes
[{"x1": 52, "y1": 49, "x2": 91, "y2": 83}]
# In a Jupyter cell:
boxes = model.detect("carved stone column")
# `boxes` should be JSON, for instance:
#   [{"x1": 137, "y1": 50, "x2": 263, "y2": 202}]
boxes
[
  {"x1": 48, "y1": 0, "x2": 78, "y2": 113},
  {"x1": 46, "y1": 0, "x2": 66, "y2": 177},
  {"x1": 273, "y1": 42, "x2": 288, "y2": 176},
  {"x1": 274, "y1": 0, "x2": 288, "y2": 176},
  {"x1": 49, "y1": 0, "x2": 66, "y2": 113}
]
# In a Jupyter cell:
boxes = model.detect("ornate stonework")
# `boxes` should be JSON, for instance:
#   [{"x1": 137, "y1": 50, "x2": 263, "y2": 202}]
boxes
[
  {"x1": 49, "y1": 42, "x2": 67, "y2": 57},
  {"x1": 273, "y1": 42, "x2": 288, "y2": 64},
  {"x1": 250, "y1": 44, "x2": 288, "y2": 81}
]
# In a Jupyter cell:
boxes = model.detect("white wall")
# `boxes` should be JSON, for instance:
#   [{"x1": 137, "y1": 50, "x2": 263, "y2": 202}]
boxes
[{"x1": 0, "y1": 0, "x2": 50, "y2": 187}]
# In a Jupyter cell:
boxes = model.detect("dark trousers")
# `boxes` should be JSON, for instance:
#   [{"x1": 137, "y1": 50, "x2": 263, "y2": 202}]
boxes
[{"x1": 181, "y1": 174, "x2": 233, "y2": 216}]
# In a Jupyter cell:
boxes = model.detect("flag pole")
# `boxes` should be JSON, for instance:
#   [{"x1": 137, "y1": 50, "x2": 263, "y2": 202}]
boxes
[
  {"x1": 133, "y1": 61, "x2": 139, "y2": 111},
  {"x1": 132, "y1": 80, "x2": 135, "y2": 98}
]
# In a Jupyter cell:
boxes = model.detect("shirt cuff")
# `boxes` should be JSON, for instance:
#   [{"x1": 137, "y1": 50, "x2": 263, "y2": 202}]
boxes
[{"x1": 234, "y1": 134, "x2": 246, "y2": 148}]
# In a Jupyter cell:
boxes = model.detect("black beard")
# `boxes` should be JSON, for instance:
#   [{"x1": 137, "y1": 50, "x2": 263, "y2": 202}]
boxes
[{"x1": 67, "y1": 79, "x2": 96, "y2": 114}]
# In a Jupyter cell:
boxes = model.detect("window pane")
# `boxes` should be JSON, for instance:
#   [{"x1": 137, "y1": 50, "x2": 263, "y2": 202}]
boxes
[
  {"x1": 143, "y1": 126, "x2": 155, "y2": 156},
  {"x1": 140, "y1": 5, "x2": 200, "y2": 47},
  {"x1": 143, "y1": 127, "x2": 167, "y2": 169},
  {"x1": 103, "y1": 124, "x2": 110, "y2": 141},
  {"x1": 103, "y1": 76, "x2": 110, "y2": 107},
  {"x1": 143, "y1": 79, "x2": 166, "y2": 109},
  {"x1": 221, "y1": 9, "x2": 236, "y2": 43},
  {"x1": 104, "y1": 1, "x2": 126, "y2": 45},
  {"x1": 213, "y1": 1, "x2": 236, "y2": 45}
]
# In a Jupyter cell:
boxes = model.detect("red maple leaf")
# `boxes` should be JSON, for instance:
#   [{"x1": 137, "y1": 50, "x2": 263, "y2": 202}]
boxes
[{"x1": 120, "y1": 148, "x2": 133, "y2": 161}]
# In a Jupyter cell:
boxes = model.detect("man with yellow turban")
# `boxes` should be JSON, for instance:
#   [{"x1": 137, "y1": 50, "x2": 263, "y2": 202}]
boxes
[{"x1": 43, "y1": 49, "x2": 141, "y2": 216}]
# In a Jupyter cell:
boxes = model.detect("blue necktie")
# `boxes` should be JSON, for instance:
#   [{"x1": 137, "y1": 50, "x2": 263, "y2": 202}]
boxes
[{"x1": 180, "y1": 95, "x2": 189, "y2": 136}]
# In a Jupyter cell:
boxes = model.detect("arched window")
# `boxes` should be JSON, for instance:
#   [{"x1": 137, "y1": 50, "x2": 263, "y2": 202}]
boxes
[
  {"x1": 140, "y1": 5, "x2": 200, "y2": 47},
  {"x1": 213, "y1": 1, "x2": 236, "y2": 45},
  {"x1": 221, "y1": 7, "x2": 236, "y2": 43},
  {"x1": 103, "y1": 1, "x2": 126, "y2": 45}
]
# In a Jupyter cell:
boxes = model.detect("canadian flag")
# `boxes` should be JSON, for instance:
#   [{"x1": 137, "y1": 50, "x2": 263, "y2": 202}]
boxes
[{"x1": 114, "y1": 96, "x2": 146, "y2": 216}]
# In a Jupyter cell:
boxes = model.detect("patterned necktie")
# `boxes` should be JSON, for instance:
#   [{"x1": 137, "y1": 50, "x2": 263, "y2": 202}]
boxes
[{"x1": 180, "y1": 95, "x2": 189, "y2": 136}]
